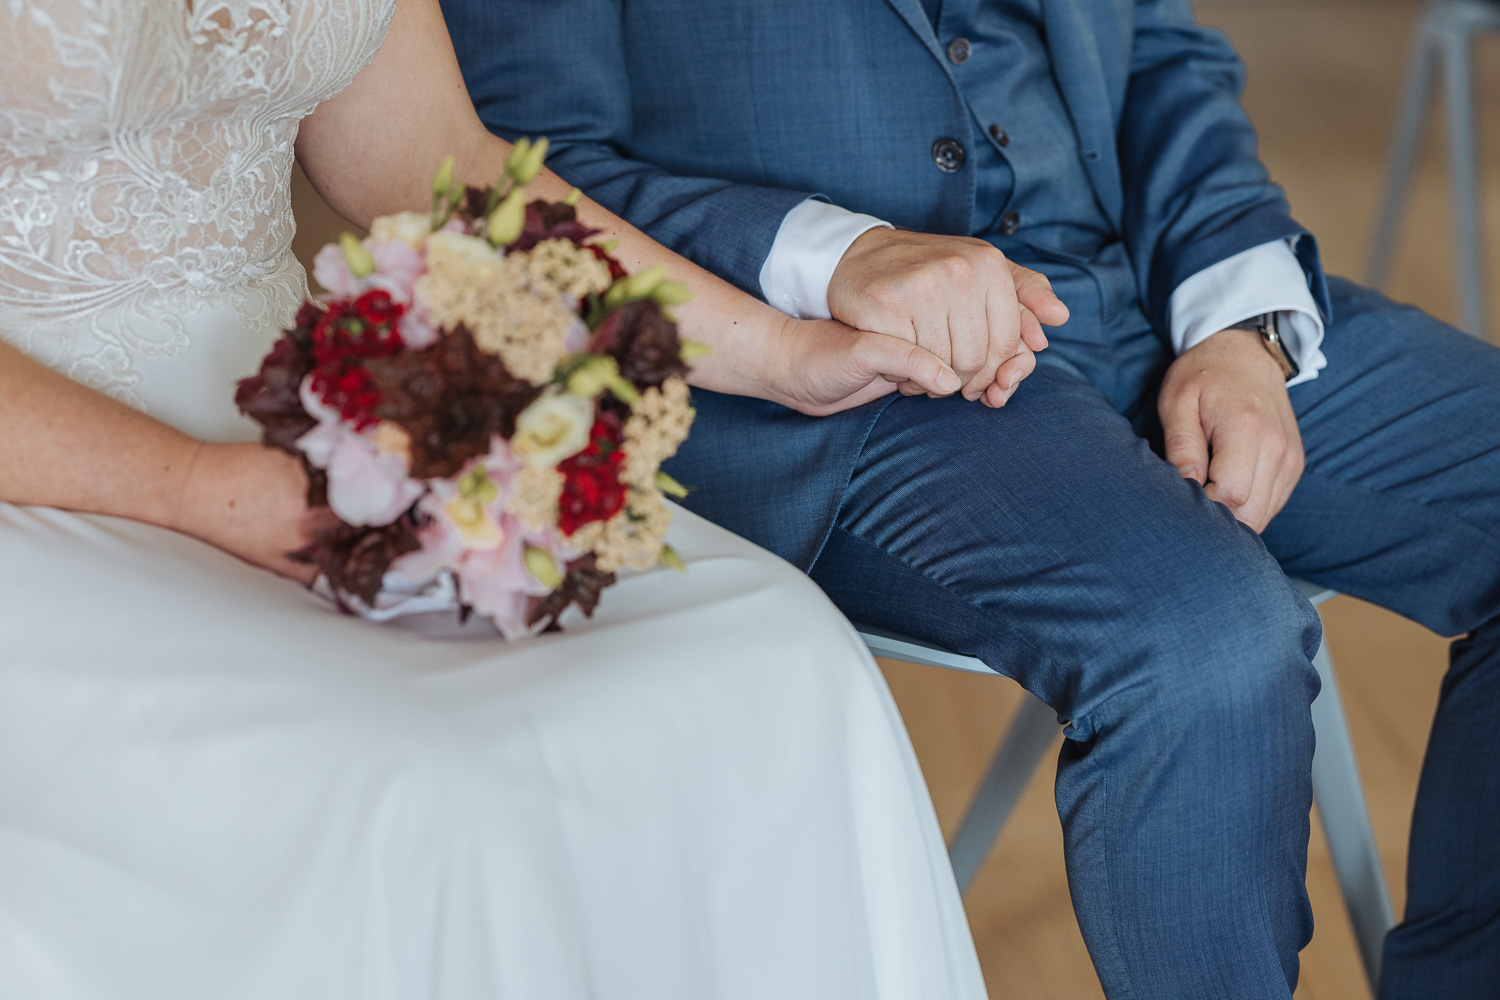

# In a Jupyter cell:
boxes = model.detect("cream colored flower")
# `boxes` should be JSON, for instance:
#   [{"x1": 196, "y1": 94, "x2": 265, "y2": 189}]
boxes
[
  {"x1": 571, "y1": 488, "x2": 674, "y2": 573},
  {"x1": 521, "y1": 238, "x2": 612, "y2": 301},
  {"x1": 512, "y1": 387, "x2": 594, "y2": 468},
  {"x1": 444, "y1": 466, "x2": 504, "y2": 550},
  {"x1": 415, "y1": 233, "x2": 574, "y2": 384},
  {"x1": 505, "y1": 465, "x2": 565, "y2": 531},
  {"x1": 370, "y1": 211, "x2": 434, "y2": 248},
  {"x1": 621, "y1": 377, "x2": 694, "y2": 488},
  {"x1": 426, "y1": 230, "x2": 505, "y2": 269}
]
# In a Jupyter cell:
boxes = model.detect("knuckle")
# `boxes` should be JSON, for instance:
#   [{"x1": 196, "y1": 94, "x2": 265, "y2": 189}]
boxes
[
  {"x1": 1233, "y1": 411, "x2": 1269, "y2": 437},
  {"x1": 935, "y1": 254, "x2": 973, "y2": 289},
  {"x1": 1221, "y1": 484, "x2": 1251, "y2": 507},
  {"x1": 868, "y1": 281, "x2": 904, "y2": 313}
]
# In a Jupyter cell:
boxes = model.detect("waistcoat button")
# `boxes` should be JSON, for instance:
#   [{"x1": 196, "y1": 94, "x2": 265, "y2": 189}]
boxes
[
  {"x1": 998, "y1": 211, "x2": 1021, "y2": 235},
  {"x1": 989, "y1": 124, "x2": 1010, "y2": 147},
  {"x1": 932, "y1": 138, "x2": 966, "y2": 173},
  {"x1": 947, "y1": 38, "x2": 972, "y2": 64}
]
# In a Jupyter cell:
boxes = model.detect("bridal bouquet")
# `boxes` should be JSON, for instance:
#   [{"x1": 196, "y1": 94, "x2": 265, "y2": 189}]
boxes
[{"x1": 236, "y1": 143, "x2": 698, "y2": 637}]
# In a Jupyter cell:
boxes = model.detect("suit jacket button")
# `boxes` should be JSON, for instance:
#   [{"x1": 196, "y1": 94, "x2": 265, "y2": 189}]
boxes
[
  {"x1": 989, "y1": 124, "x2": 1010, "y2": 147},
  {"x1": 998, "y1": 211, "x2": 1021, "y2": 235},
  {"x1": 932, "y1": 138, "x2": 966, "y2": 173},
  {"x1": 947, "y1": 38, "x2": 972, "y2": 64}
]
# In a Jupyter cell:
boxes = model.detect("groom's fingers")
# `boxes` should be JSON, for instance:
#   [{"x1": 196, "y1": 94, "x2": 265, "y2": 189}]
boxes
[
  {"x1": 828, "y1": 230, "x2": 1040, "y2": 386},
  {"x1": 1018, "y1": 305, "x2": 1049, "y2": 354},
  {"x1": 1008, "y1": 262, "x2": 1069, "y2": 330},
  {"x1": 855, "y1": 333, "x2": 963, "y2": 397},
  {"x1": 1159, "y1": 383, "x2": 1210, "y2": 486},
  {"x1": 961, "y1": 268, "x2": 1020, "y2": 401},
  {"x1": 981, "y1": 344, "x2": 1036, "y2": 407}
]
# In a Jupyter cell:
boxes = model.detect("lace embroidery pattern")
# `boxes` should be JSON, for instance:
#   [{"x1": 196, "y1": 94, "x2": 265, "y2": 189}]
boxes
[{"x1": 0, "y1": 0, "x2": 398, "y2": 405}]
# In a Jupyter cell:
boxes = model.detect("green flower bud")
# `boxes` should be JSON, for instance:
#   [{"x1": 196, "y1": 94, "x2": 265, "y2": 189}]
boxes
[
  {"x1": 598, "y1": 239, "x2": 620, "y2": 253},
  {"x1": 457, "y1": 465, "x2": 499, "y2": 505},
  {"x1": 513, "y1": 136, "x2": 550, "y2": 185},
  {"x1": 679, "y1": 340, "x2": 713, "y2": 361},
  {"x1": 604, "y1": 371, "x2": 641, "y2": 405},
  {"x1": 622, "y1": 262, "x2": 667, "y2": 300},
  {"x1": 563, "y1": 188, "x2": 582, "y2": 207},
  {"x1": 602, "y1": 280, "x2": 629, "y2": 310},
  {"x1": 487, "y1": 188, "x2": 527, "y2": 246},
  {"x1": 339, "y1": 232, "x2": 376, "y2": 278},
  {"x1": 655, "y1": 471, "x2": 689, "y2": 498},
  {"x1": 505, "y1": 138, "x2": 532, "y2": 176},
  {"x1": 659, "y1": 544, "x2": 687, "y2": 573},
  {"x1": 524, "y1": 545, "x2": 564, "y2": 589},
  {"x1": 651, "y1": 280, "x2": 693, "y2": 306},
  {"x1": 566, "y1": 359, "x2": 611, "y2": 398},
  {"x1": 432, "y1": 155, "x2": 456, "y2": 197}
]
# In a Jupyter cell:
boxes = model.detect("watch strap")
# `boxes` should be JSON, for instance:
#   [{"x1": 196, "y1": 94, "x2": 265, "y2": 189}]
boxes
[{"x1": 1227, "y1": 312, "x2": 1298, "y2": 381}]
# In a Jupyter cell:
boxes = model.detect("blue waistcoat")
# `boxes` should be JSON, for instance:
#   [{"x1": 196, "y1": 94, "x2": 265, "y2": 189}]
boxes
[{"x1": 913, "y1": 0, "x2": 1158, "y2": 408}]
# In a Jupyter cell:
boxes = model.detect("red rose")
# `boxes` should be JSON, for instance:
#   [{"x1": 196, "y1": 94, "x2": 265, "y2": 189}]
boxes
[
  {"x1": 558, "y1": 416, "x2": 628, "y2": 535},
  {"x1": 354, "y1": 289, "x2": 405, "y2": 329}
]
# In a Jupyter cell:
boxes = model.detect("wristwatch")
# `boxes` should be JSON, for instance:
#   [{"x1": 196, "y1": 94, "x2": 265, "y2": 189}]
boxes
[{"x1": 1228, "y1": 312, "x2": 1299, "y2": 381}]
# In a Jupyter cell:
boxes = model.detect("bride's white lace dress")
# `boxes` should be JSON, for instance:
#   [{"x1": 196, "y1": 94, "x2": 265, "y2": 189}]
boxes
[{"x1": 0, "y1": 2, "x2": 986, "y2": 998}]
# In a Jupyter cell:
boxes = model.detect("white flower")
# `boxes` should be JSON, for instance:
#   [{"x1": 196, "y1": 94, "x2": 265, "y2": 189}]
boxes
[
  {"x1": 425, "y1": 229, "x2": 504, "y2": 271},
  {"x1": 511, "y1": 387, "x2": 594, "y2": 468},
  {"x1": 370, "y1": 211, "x2": 433, "y2": 248}
]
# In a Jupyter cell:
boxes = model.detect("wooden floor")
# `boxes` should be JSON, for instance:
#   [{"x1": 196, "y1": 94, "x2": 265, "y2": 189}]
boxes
[
  {"x1": 288, "y1": 2, "x2": 1499, "y2": 994},
  {"x1": 878, "y1": 2, "x2": 1500, "y2": 997}
]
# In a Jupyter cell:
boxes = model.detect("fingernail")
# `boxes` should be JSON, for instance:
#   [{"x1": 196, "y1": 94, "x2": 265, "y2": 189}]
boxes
[
  {"x1": 939, "y1": 369, "x2": 962, "y2": 393},
  {"x1": 1005, "y1": 368, "x2": 1023, "y2": 390}
]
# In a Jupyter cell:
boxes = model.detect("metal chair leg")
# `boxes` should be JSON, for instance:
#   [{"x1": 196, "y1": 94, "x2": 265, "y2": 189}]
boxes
[
  {"x1": 946, "y1": 693, "x2": 1058, "y2": 893},
  {"x1": 1368, "y1": 7, "x2": 1438, "y2": 289},
  {"x1": 1440, "y1": 8, "x2": 1487, "y2": 337},
  {"x1": 1310, "y1": 639, "x2": 1397, "y2": 992}
]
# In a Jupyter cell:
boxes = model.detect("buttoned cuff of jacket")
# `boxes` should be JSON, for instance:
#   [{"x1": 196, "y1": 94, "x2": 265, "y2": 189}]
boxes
[
  {"x1": 1168, "y1": 237, "x2": 1327, "y2": 387},
  {"x1": 758, "y1": 198, "x2": 893, "y2": 319}
]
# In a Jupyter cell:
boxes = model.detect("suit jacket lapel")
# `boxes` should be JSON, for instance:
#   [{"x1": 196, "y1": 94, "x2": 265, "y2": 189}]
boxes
[
  {"x1": 881, "y1": 0, "x2": 949, "y2": 68},
  {"x1": 1039, "y1": 0, "x2": 1124, "y2": 221}
]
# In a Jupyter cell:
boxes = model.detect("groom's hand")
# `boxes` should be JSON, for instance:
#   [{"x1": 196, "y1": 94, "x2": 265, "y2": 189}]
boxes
[
  {"x1": 826, "y1": 229, "x2": 1068, "y2": 406},
  {"x1": 1158, "y1": 329, "x2": 1304, "y2": 533}
]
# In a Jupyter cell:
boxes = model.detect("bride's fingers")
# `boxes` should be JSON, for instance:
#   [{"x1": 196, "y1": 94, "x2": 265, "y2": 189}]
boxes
[{"x1": 855, "y1": 334, "x2": 963, "y2": 397}]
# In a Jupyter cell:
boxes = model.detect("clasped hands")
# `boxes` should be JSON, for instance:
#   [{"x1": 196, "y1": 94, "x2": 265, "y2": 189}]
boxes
[
  {"x1": 776, "y1": 228, "x2": 1068, "y2": 416},
  {"x1": 781, "y1": 227, "x2": 1303, "y2": 533}
]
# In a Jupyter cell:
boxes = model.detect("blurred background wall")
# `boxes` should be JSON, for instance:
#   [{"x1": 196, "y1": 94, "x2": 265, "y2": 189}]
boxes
[{"x1": 290, "y1": 1, "x2": 1500, "y2": 995}]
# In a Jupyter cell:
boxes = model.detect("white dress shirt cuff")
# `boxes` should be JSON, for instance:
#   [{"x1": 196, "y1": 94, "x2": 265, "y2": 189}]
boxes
[
  {"x1": 1168, "y1": 238, "x2": 1327, "y2": 386},
  {"x1": 759, "y1": 198, "x2": 893, "y2": 320}
]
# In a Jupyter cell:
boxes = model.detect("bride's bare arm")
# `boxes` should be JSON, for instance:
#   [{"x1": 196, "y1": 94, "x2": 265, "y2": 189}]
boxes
[
  {"x1": 294, "y1": 0, "x2": 963, "y2": 414},
  {"x1": 0, "y1": 338, "x2": 326, "y2": 581}
]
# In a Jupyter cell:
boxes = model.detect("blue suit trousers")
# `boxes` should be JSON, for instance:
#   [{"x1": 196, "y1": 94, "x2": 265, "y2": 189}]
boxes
[{"x1": 671, "y1": 278, "x2": 1500, "y2": 998}]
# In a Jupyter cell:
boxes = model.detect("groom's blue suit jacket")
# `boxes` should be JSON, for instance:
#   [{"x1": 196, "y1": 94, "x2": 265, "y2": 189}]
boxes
[{"x1": 445, "y1": 0, "x2": 1332, "y2": 570}]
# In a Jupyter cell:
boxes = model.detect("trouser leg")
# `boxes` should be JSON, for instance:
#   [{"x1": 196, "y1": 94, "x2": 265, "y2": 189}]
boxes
[
  {"x1": 1261, "y1": 279, "x2": 1500, "y2": 997},
  {"x1": 809, "y1": 361, "x2": 1321, "y2": 999}
]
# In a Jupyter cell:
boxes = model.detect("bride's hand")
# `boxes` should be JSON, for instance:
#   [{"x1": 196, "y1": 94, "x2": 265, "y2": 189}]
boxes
[
  {"x1": 769, "y1": 317, "x2": 966, "y2": 417},
  {"x1": 174, "y1": 442, "x2": 337, "y2": 585}
]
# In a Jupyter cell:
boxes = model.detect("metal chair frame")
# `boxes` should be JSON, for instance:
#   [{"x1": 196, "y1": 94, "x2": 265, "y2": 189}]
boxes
[
  {"x1": 1368, "y1": 0, "x2": 1500, "y2": 338},
  {"x1": 860, "y1": 580, "x2": 1397, "y2": 991}
]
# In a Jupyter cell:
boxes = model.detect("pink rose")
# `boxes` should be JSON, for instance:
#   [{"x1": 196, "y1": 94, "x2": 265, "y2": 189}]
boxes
[{"x1": 312, "y1": 243, "x2": 365, "y2": 299}]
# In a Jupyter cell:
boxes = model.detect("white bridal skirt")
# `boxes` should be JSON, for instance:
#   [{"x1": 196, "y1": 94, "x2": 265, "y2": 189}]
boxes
[
  {"x1": 0, "y1": 273, "x2": 984, "y2": 999},
  {"x1": 0, "y1": 490, "x2": 987, "y2": 999}
]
